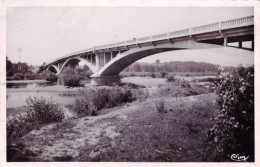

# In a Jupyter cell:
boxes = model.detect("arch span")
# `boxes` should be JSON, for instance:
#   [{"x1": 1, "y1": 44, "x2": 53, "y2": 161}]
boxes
[
  {"x1": 46, "y1": 65, "x2": 59, "y2": 74},
  {"x1": 94, "y1": 40, "x2": 221, "y2": 77},
  {"x1": 59, "y1": 57, "x2": 96, "y2": 74}
]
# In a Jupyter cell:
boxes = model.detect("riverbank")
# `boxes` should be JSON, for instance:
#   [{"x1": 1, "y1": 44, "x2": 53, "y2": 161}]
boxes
[{"x1": 8, "y1": 93, "x2": 219, "y2": 162}]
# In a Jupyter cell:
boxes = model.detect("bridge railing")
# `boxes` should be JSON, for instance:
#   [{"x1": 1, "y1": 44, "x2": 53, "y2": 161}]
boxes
[
  {"x1": 85, "y1": 15, "x2": 254, "y2": 51},
  {"x1": 169, "y1": 29, "x2": 190, "y2": 38},
  {"x1": 191, "y1": 23, "x2": 219, "y2": 34},
  {"x1": 46, "y1": 15, "x2": 253, "y2": 66}
]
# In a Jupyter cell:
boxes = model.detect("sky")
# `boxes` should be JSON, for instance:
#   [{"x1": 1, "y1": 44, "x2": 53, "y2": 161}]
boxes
[{"x1": 6, "y1": 7, "x2": 254, "y2": 66}]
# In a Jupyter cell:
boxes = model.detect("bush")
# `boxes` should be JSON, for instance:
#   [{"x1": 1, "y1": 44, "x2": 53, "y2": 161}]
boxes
[
  {"x1": 26, "y1": 96, "x2": 64, "y2": 124},
  {"x1": 24, "y1": 73, "x2": 35, "y2": 80},
  {"x1": 151, "y1": 73, "x2": 156, "y2": 78},
  {"x1": 155, "y1": 99, "x2": 166, "y2": 119},
  {"x1": 74, "y1": 87, "x2": 136, "y2": 117},
  {"x1": 207, "y1": 66, "x2": 254, "y2": 161},
  {"x1": 160, "y1": 71, "x2": 168, "y2": 78},
  {"x1": 167, "y1": 75, "x2": 175, "y2": 82},
  {"x1": 12, "y1": 73, "x2": 24, "y2": 80},
  {"x1": 7, "y1": 96, "x2": 64, "y2": 144},
  {"x1": 45, "y1": 71, "x2": 58, "y2": 82},
  {"x1": 61, "y1": 67, "x2": 82, "y2": 87},
  {"x1": 131, "y1": 88, "x2": 149, "y2": 102}
]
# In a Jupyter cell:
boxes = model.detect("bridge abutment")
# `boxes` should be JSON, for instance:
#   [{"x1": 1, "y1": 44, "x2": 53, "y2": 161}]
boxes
[{"x1": 90, "y1": 76, "x2": 121, "y2": 86}]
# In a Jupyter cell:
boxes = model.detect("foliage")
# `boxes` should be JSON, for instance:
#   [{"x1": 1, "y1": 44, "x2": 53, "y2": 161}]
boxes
[
  {"x1": 73, "y1": 87, "x2": 143, "y2": 117},
  {"x1": 131, "y1": 88, "x2": 150, "y2": 102},
  {"x1": 61, "y1": 67, "x2": 82, "y2": 87},
  {"x1": 207, "y1": 66, "x2": 254, "y2": 161},
  {"x1": 11, "y1": 73, "x2": 24, "y2": 80},
  {"x1": 156, "y1": 80, "x2": 212, "y2": 98},
  {"x1": 151, "y1": 72, "x2": 156, "y2": 78},
  {"x1": 134, "y1": 63, "x2": 142, "y2": 72},
  {"x1": 122, "y1": 61, "x2": 219, "y2": 73},
  {"x1": 155, "y1": 99, "x2": 166, "y2": 119},
  {"x1": 44, "y1": 71, "x2": 58, "y2": 82},
  {"x1": 26, "y1": 96, "x2": 64, "y2": 124},
  {"x1": 160, "y1": 71, "x2": 168, "y2": 78},
  {"x1": 7, "y1": 96, "x2": 64, "y2": 144},
  {"x1": 37, "y1": 63, "x2": 46, "y2": 74},
  {"x1": 167, "y1": 75, "x2": 175, "y2": 82}
]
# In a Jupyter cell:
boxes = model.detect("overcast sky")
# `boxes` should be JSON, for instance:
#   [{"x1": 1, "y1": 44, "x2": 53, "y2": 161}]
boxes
[{"x1": 6, "y1": 7, "x2": 254, "y2": 66}]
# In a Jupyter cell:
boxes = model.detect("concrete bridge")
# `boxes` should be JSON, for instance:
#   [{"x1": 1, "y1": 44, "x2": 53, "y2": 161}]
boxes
[{"x1": 45, "y1": 15, "x2": 254, "y2": 85}]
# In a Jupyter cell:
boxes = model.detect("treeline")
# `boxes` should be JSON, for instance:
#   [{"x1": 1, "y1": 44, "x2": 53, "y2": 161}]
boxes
[
  {"x1": 6, "y1": 57, "x2": 92, "y2": 83},
  {"x1": 6, "y1": 57, "x2": 43, "y2": 80},
  {"x1": 123, "y1": 61, "x2": 220, "y2": 73}
]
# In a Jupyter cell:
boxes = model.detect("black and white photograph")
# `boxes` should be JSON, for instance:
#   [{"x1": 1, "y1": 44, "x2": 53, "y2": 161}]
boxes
[{"x1": 1, "y1": 1, "x2": 258, "y2": 165}]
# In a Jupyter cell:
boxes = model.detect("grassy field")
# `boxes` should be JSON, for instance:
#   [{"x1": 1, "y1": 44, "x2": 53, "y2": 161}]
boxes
[{"x1": 7, "y1": 93, "x2": 220, "y2": 162}]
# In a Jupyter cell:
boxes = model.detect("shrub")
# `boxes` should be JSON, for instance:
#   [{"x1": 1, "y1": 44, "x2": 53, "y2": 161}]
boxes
[
  {"x1": 61, "y1": 67, "x2": 82, "y2": 87},
  {"x1": 26, "y1": 96, "x2": 64, "y2": 124},
  {"x1": 12, "y1": 73, "x2": 24, "y2": 80},
  {"x1": 160, "y1": 71, "x2": 168, "y2": 78},
  {"x1": 151, "y1": 73, "x2": 156, "y2": 78},
  {"x1": 24, "y1": 73, "x2": 35, "y2": 80},
  {"x1": 132, "y1": 88, "x2": 149, "y2": 102},
  {"x1": 73, "y1": 87, "x2": 135, "y2": 117},
  {"x1": 7, "y1": 96, "x2": 64, "y2": 144},
  {"x1": 45, "y1": 71, "x2": 58, "y2": 82},
  {"x1": 129, "y1": 73, "x2": 136, "y2": 77},
  {"x1": 7, "y1": 108, "x2": 38, "y2": 144},
  {"x1": 207, "y1": 66, "x2": 254, "y2": 161},
  {"x1": 64, "y1": 75, "x2": 81, "y2": 87},
  {"x1": 167, "y1": 75, "x2": 175, "y2": 82},
  {"x1": 155, "y1": 99, "x2": 166, "y2": 119}
]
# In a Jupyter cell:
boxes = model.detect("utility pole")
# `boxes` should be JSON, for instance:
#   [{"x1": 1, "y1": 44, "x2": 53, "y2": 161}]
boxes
[{"x1": 17, "y1": 48, "x2": 22, "y2": 62}]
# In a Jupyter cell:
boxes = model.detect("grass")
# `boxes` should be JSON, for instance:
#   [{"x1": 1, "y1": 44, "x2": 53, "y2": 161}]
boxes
[
  {"x1": 77, "y1": 94, "x2": 218, "y2": 162},
  {"x1": 7, "y1": 93, "x2": 219, "y2": 162},
  {"x1": 7, "y1": 76, "x2": 222, "y2": 162},
  {"x1": 154, "y1": 80, "x2": 213, "y2": 98}
]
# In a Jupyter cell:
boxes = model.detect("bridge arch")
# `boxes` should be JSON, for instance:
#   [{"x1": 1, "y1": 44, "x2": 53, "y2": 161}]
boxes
[
  {"x1": 94, "y1": 40, "x2": 221, "y2": 77},
  {"x1": 59, "y1": 57, "x2": 96, "y2": 74},
  {"x1": 46, "y1": 65, "x2": 59, "y2": 74}
]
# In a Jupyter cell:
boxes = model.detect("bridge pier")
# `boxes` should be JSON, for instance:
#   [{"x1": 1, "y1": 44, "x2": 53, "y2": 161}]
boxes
[{"x1": 90, "y1": 76, "x2": 121, "y2": 86}]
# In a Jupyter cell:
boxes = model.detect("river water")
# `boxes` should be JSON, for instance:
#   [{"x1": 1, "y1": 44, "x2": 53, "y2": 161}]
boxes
[
  {"x1": 6, "y1": 80, "x2": 83, "y2": 108},
  {"x1": 6, "y1": 76, "x2": 215, "y2": 108}
]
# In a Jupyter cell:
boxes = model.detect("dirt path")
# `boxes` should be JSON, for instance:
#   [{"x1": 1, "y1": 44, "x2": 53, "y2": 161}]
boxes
[{"x1": 8, "y1": 94, "x2": 217, "y2": 161}]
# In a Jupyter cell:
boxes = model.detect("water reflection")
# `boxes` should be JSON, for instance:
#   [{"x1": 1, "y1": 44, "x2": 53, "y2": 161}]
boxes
[{"x1": 7, "y1": 81, "x2": 57, "y2": 88}]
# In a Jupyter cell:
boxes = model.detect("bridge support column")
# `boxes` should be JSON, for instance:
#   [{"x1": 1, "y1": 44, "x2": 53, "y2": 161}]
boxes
[
  {"x1": 239, "y1": 41, "x2": 242, "y2": 48},
  {"x1": 90, "y1": 76, "x2": 121, "y2": 86},
  {"x1": 224, "y1": 37, "x2": 227, "y2": 46},
  {"x1": 96, "y1": 54, "x2": 100, "y2": 70}
]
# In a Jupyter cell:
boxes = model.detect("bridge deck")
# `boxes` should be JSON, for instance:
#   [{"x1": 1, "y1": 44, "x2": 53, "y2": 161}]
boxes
[{"x1": 46, "y1": 15, "x2": 254, "y2": 66}]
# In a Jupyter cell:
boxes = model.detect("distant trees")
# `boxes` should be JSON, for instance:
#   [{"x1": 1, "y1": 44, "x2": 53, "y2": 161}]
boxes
[
  {"x1": 6, "y1": 58, "x2": 35, "y2": 80},
  {"x1": 134, "y1": 63, "x2": 142, "y2": 72},
  {"x1": 37, "y1": 63, "x2": 46, "y2": 74},
  {"x1": 123, "y1": 61, "x2": 220, "y2": 73}
]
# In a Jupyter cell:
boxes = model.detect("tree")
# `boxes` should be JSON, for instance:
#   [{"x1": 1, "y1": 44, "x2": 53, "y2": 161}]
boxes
[
  {"x1": 37, "y1": 63, "x2": 46, "y2": 74},
  {"x1": 134, "y1": 63, "x2": 142, "y2": 72},
  {"x1": 207, "y1": 66, "x2": 254, "y2": 161},
  {"x1": 6, "y1": 57, "x2": 13, "y2": 76}
]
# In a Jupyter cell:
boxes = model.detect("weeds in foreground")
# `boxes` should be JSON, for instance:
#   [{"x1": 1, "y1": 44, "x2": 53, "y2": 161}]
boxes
[
  {"x1": 7, "y1": 96, "x2": 64, "y2": 145},
  {"x1": 155, "y1": 99, "x2": 167, "y2": 120}
]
